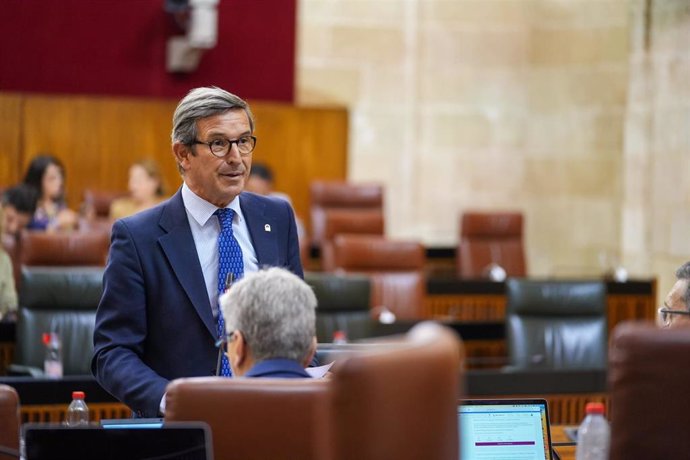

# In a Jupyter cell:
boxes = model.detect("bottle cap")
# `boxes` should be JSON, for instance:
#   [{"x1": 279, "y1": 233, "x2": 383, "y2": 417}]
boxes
[
  {"x1": 72, "y1": 391, "x2": 85, "y2": 400},
  {"x1": 585, "y1": 402, "x2": 605, "y2": 414}
]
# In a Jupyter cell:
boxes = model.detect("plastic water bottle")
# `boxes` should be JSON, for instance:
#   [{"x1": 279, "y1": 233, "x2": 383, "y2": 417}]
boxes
[
  {"x1": 332, "y1": 330, "x2": 348, "y2": 345},
  {"x1": 42, "y1": 332, "x2": 63, "y2": 378},
  {"x1": 576, "y1": 402, "x2": 610, "y2": 460},
  {"x1": 65, "y1": 391, "x2": 89, "y2": 427}
]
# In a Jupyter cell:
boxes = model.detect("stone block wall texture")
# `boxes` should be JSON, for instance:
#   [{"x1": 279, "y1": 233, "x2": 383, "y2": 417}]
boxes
[{"x1": 297, "y1": 0, "x2": 689, "y2": 299}]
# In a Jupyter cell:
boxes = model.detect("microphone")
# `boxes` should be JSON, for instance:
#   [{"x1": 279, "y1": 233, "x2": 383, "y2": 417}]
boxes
[{"x1": 215, "y1": 272, "x2": 235, "y2": 376}]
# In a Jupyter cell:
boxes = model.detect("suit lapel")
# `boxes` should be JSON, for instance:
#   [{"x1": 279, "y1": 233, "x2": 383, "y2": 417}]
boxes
[
  {"x1": 158, "y1": 191, "x2": 216, "y2": 339},
  {"x1": 240, "y1": 193, "x2": 279, "y2": 268}
]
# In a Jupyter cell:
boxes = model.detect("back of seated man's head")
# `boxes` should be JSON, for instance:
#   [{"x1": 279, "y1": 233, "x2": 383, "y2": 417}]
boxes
[
  {"x1": 1, "y1": 184, "x2": 38, "y2": 237},
  {"x1": 660, "y1": 261, "x2": 690, "y2": 328},
  {"x1": 220, "y1": 267, "x2": 317, "y2": 376}
]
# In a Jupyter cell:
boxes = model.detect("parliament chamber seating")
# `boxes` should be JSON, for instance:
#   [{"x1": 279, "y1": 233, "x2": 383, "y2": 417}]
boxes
[
  {"x1": 82, "y1": 189, "x2": 127, "y2": 219},
  {"x1": 19, "y1": 229, "x2": 110, "y2": 267},
  {"x1": 309, "y1": 180, "x2": 384, "y2": 251},
  {"x1": 609, "y1": 322, "x2": 690, "y2": 460},
  {"x1": 305, "y1": 271, "x2": 372, "y2": 342},
  {"x1": 332, "y1": 321, "x2": 461, "y2": 460},
  {"x1": 0, "y1": 384, "x2": 20, "y2": 460},
  {"x1": 331, "y1": 235, "x2": 426, "y2": 320},
  {"x1": 165, "y1": 378, "x2": 333, "y2": 460},
  {"x1": 319, "y1": 208, "x2": 384, "y2": 271},
  {"x1": 505, "y1": 279, "x2": 607, "y2": 369},
  {"x1": 10, "y1": 266, "x2": 104, "y2": 376},
  {"x1": 457, "y1": 211, "x2": 526, "y2": 279},
  {"x1": 166, "y1": 322, "x2": 462, "y2": 460}
]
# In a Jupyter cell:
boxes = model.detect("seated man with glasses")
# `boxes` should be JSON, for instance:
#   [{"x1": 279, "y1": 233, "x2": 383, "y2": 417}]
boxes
[
  {"x1": 658, "y1": 261, "x2": 690, "y2": 328},
  {"x1": 218, "y1": 267, "x2": 316, "y2": 378}
]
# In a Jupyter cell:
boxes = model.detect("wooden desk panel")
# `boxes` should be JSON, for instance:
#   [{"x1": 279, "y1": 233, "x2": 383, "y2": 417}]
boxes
[
  {"x1": 425, "y1": 279, "x2": 657, "y2": 337},
  {"x1": 551, "y1": 425, "x2": 577, "y2": 460}
]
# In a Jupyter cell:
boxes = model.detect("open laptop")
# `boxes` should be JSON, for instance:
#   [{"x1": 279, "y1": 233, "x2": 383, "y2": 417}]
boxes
[
  {"x1": 23, "y1": 421, "x2": 213, "y2": 460},
  {"x1": 459, "y1": 398, "x2": 556, "y2": 460}
]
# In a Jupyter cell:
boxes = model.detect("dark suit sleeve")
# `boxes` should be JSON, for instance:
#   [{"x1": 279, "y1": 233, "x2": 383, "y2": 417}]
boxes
[
  {"x1": 91, "y1": 220, "x2": 169, "y2": 417},
  {"x1": 283, "y1": 199, "x2": 304, "y2": 279}
]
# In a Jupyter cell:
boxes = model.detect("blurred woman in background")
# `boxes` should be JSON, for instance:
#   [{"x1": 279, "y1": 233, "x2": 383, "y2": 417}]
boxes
[
  {"x1": 109, "y1": 158, "x2": 167, "y2": 220},
  {"x1": 0, "y1": 206, "x2": 18, "y2": 320},
  {"x1": 23, "y1": 154, "x2": 78, "y2": 232}
]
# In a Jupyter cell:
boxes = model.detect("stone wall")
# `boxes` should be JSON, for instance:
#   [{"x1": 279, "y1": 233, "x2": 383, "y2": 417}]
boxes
[
  {"x1": 297, "y1": 0, "x2": 688, "y2": 291},
  {"x1": 623, "y1": 0, "x2": 690, "y2": 299}
]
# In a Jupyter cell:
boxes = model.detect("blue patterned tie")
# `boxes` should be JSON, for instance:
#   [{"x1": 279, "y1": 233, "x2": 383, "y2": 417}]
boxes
[{"x1": 215, "y1": 208, "x2": 244, "y2": 377}]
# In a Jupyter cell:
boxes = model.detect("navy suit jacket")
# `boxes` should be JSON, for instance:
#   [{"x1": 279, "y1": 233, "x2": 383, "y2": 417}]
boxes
[{"x1": 92, "y1": 189, "x2": 303, "y2": 417}]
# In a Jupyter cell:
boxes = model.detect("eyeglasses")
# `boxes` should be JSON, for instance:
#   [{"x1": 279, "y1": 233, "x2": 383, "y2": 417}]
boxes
[
  {"x1": 214, "y1": 331, "x2": 236, "y2": 354},
  {"x1": 658, "y1": 307, "x2": 690, "y2": 327},
  {"x1": 191, "y1": 136, "x2": 257, "y2": 157}
]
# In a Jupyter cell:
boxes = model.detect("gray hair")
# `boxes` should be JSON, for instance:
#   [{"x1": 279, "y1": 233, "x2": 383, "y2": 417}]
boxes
[
  {"x1": 171, "y1": 86, "x2": 255, "y2": 146},
  {"x1": 676, "y1": 262, "x2": 690, "y2": 310},
  {"x1": 220, "y1": 267, "x2": 316, "y2": 363}
]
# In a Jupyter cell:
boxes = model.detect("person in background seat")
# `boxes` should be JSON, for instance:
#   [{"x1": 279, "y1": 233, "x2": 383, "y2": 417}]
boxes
[
  {"x1": 219, "y1": 267, "x2": 316, "y2": 378},
  {"x1": 245, "y1": 162, "x2": 305, "y2": 240},
  {"x1": 0, "y1": 206, "x2": 17, "y2": 320},
  {"x1": 658, "y1": 261, "x2": 690, "y2": 328},
  {"x1": 1, "y1": 184, "x2": 37, "y2": 245},
  {"x1": 22, "y1": 154, "x2": 78, "y2": 232},
  {"x1": 110, "y1": 158, "x2": 167, "y2": 220}
]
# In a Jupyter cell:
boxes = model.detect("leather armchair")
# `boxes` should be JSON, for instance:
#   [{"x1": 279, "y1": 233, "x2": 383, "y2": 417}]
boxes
[
  {"x1": 457, "y1": 211, "x2": 526, "y2": 279},
  {"x1": 332, "y1": 322, "x2": 462, "y2": 460},
  {"x1": 331, "y1": 235, "x2": 426, "y2": 320},
  {"x1": 165, "y1": 322, "x2": 461, "y2": 460},
  {"x1": 11, "y1": 266, "x2": 104, "y2": 376},
  {"x1": 310, "y1": 181, "x2": 383, "y2": 249},
  {"x1": 320, "y1": 209, "x2": 384, "y2": 271},
  {"x1": 305, "y1": 271, "x2": 372, "y2": 342},
  {"x1": 609, "y1": 322, "x2": 690, "y2": 459},
  {"x1": 505, "y1": 279, "x2": 607, "y2": 369},
  {"x1": 165, "y1": 377, "x2": 333, "y2": 460},
  {"x1": 0, "y1": 385, "x2": 19, "y2": 460},
  {"x1": 82, "y1": 189, "x2": 127, "y2": 218},
  {"x1": 19, "y1": 229, "x2": 110, "y2": 267}
]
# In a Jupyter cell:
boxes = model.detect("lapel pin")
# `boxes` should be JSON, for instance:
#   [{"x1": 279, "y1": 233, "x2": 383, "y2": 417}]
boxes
[{"x1": 264, "y1": 224, "x2": 271, "y2": 232}]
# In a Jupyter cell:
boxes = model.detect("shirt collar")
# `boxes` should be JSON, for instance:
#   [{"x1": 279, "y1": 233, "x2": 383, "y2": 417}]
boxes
[{"x1": 181, "y1": 182, "x2": 245, "y2": 226}]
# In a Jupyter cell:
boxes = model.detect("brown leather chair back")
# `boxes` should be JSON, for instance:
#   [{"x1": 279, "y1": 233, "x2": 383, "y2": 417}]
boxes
[
  {"x1": 609, "y1": 322, "x2": 690, "y2": 459},
  {"x1": 457, "y1": 211, "x2": 526, "y2": 278},
  {"x1": 165, "y1": 377, "x2": 333, "y2": 460},
  {"x1": 0, "y1": 384, "x2": 20, "y2": 460},
  {"x1": 321, "y1": 209, "x2": 384, "y2": 271},
  {"x1": 332, "y1": 235, "x2": 426, "y2": 320},
  {"x1": 310, "y1": 181, "x2": 383, "y2": 248},
  {"x1": 332, "y1": 322, "x2": 462, "y2": 460},
  {"x1": 19, "y1": 230, "x2": 110, "y2": 266},
  {"x1": 83, "y1": 189, "x2": 127, "y2": 218}
]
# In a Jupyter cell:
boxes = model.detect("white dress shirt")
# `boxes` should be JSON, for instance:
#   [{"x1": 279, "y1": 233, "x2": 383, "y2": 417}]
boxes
[{"x1": 181, "y1": 182, "x2": 259, "y2": 318}]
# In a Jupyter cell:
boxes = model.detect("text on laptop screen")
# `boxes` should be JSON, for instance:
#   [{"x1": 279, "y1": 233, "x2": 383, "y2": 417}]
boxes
[{"x1": 459, "y1": 402, "x2": 552, "y2": 460}]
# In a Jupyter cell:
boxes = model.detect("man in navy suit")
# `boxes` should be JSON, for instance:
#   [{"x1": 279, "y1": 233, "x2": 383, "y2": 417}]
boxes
[
  {"x1": 92, "y1": 87, "x2": 303, "y2": 417},
  {"x1": 219, "y1": 267, "x2": 316, "y2": 379}
]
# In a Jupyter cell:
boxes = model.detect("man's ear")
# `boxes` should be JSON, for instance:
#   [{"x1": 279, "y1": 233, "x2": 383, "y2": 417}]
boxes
[
  {"x1": 172, "y1": 142, "x2": 192, "y2": 172},
  {"x1": 234, "y1": 331, "x2": 247, "y2": 368},
  {"x1": 302, "y1": 336, "x2": 317, "y2": 368}
]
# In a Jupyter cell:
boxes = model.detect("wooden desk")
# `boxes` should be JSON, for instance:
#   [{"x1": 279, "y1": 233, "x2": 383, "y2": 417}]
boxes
[
  {"x1": 0, "y1": 375, "x2": 129, "y2": 423},
  {"x1": 551, "y1": 425, "x2": 577, "y2": 460},
  {"x1": 425, "y1": 278, "x2": 657, "y2": 333}
]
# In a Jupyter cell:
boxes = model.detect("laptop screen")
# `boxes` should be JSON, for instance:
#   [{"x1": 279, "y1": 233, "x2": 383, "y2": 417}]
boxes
[
  {"x1": 459, "y1": 399, "x2": 553, "y2": 460},
  {"x1": 23, "y1": 422, "x2": 212, "y2": 460}
]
